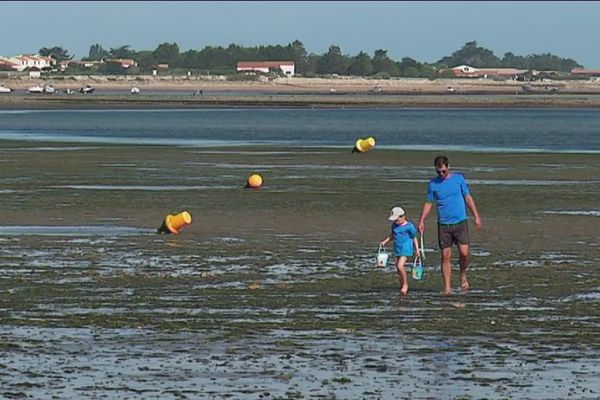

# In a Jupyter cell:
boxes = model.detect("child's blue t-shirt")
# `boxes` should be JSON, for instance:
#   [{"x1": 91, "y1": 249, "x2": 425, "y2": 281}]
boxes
[
  {"x1": 426, "y1": 172, "x2": 470, "y2": 224},
  {"x1": 391, "y1": 220, "x2": 417, "y2": 257}
]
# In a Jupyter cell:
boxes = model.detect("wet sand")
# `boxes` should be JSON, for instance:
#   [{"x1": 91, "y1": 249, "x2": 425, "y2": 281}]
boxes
[{"x1": 1, "y1": 142, "x2": 599, "y2": 398}]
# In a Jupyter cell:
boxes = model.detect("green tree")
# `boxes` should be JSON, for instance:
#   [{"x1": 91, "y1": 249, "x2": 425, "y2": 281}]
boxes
[
  {"x1": 38, "y1": 46, "x2": 72, "y2": 62},
  {"x1": 198, "y1": 46, "x2": 230, "y2": 69},
  {"x1": 418, "y1": 64, "x2": 436, "y2": 79},
  {"x1": 180, "y1": 49, "x2": 201, "y2": 69},
  {"x1": 347, "y1": 51, "x2": 373, "y2": 76},
  {"x1": 98, "y1": 62, "x2": 128, "y2": 75},
  {"x1": 437, "y1": 41, "x2": 500, "y2": 68},
  {"x1": 256, "y1": 44, "x2": 289, "y2": 60},
  {"x1": 316, "y1": 45, "x2": 349, "y2": 75},
  {"x1": 399, "y1": 57, "x2": 422, "y2": 76},
  {"x1": 372, "y1": 49, "x2": 399, "y2": 76},
  {"x1": 528, "y1": 53, "x2": 581, "y2": 71},
  {"x1": 152, "y1": 42, "x2": 180, "y2": 65},
  {"x1": 288, "y1": 40, "x2": 308, "y2": 74},
  {"x1": 304, "y1": 53, "x2": 321, "y2": 77},
  {"x1": 109, "y1": 45, "x2": 136, "y2": 59},
  {"x1": 86, "y1": 44, "x2": 109, "y2": 61},
  {"x1": 500, "y1": 52, "x2": 529, "y2": 69},
  {"x1": 135, "y1": 50, "x2": 156, "y2": 69},
  {"x1": 403, "y1": 66, "x2": 420, "y2": 77}
]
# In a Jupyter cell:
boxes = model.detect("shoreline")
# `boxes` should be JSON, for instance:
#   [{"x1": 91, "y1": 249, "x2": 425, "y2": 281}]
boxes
[
  {"x1": 2, "y1": 75, "x2": 600, "y2": 108},
  {"x1": 1, "y1": 139, "x2": 598, "y2": 156},
  {"x1": 3, "y1": 93, "x2": 600, "y2": 109}
]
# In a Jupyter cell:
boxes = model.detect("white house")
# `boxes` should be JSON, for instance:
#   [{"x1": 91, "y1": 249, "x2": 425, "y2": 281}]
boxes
[
  {"x1": 450, "y1": 64, "x2": 527, "y2": 79},
  {"x1": 3, "y1": 55, "x2": 56, "y2": 71},
  {"x1": 237, "y1": 61, "x2": 295, "y2": 76},
  {"x1": 451, "y1": 65, "x2": 479, "y2": 76},
  {"x1": 105, "y1": 59, "x2": 138, "y2": 68},
  {"x1": 0, "y1": 57, "x2": 19, "y2": 70}
]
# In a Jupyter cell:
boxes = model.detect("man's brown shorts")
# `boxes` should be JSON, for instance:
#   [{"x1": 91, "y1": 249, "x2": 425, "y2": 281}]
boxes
[{"x1": 437, "y1": 220, "x2": 469, "y2": 249}]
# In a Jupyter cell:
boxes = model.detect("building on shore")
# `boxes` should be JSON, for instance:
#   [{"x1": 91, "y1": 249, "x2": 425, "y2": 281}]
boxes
[
  {"x1": 236, "y1": 61, "x2": 295, "y2": 76},
  {"x1": 449, "y1": 65, "x2": 527, "y2": 79},
  {"x1": 0, "y1": 54, "x2": 55, "y2": 72},
  {"x1": 571, "y1": 68, "x2": 600, "y2": 78}
]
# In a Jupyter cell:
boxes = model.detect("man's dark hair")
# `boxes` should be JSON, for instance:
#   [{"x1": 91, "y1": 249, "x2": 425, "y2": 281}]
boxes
[{"x1": 434, "y1": 155, "x2": 449, "y2": 167}]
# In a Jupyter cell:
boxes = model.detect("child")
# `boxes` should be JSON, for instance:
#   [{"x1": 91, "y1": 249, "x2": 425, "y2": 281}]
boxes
[{"x1": 380, "y1": 206, "x2": 420, "y2": 295}]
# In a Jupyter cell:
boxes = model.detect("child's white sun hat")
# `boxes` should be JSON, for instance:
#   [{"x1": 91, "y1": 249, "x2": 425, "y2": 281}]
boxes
[{"x1": 388, "y1": 206, "x2": 405, "y2": 221}]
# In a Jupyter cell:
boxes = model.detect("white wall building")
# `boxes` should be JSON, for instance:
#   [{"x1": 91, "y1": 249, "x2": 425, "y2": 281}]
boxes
[
  {"x1": 1, "y1": 55, "x2": 55, "y2": 71},
  {"x1": 237, "y1": 61, "x2": 295, "y2": 76}
]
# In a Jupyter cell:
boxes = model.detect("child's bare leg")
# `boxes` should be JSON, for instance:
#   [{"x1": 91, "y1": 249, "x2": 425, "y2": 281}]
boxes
[{"x1": 396, "y1": 257, "x2": 409, "y2": 295}]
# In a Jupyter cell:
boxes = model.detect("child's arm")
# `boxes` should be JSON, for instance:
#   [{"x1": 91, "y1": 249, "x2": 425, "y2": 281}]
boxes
[
  {"x1": 380, "y1": 236, "x2": 391, "y2": 247},
  {"x1": 413, "y1": 237, "x2": 420, "y2": 258}
]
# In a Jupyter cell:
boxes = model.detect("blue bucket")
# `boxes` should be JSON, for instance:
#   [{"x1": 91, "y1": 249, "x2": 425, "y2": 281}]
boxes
[{"x1": 412, "y1": 258, "x2": 425, "y2": 280}]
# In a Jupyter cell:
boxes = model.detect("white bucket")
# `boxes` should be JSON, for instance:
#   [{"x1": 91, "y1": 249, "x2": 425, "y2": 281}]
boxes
[{"x1": 377, "y1": 246, "x2": 389, "y2": 267}]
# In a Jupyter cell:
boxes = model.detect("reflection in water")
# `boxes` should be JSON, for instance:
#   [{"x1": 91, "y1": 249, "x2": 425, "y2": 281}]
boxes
[{"x1": 0, "y1": 225, "x2": 153, "y2": 236}]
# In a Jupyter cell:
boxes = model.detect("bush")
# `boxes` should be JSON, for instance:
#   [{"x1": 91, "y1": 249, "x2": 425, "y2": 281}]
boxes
[
  {"x1": 372, "y1": 72, "x2": 391, "y2": 79},
  {"x1": 438, "y1": 69, "x2": 456, "y2": 78}
]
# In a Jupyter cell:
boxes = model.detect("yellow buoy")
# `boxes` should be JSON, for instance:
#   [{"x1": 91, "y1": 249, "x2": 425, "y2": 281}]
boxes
[
  {"x1": 365, "y1": 136, "x2": 376, "y2": 148},
  {"x1": 246, "y1": 173, "x2": 263, "y2": 188},
  {"x1": 353, "y1": 136, "x2": 376, "y2": 153},
  {"x1": 355, "y1": 138, "x2": 365, "y2": 152},
  {"x1": 157, "y1": 211, "x2": 192, "y2": 234}
]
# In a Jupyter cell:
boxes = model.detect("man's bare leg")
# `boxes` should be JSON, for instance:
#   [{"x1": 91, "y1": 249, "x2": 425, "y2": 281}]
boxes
[
  {"x1": 441, "y1": 247, "x2": 453, "y2": 295},
  {"x1": 458, "y1": 244, "x2": 470, "y2": 291}
]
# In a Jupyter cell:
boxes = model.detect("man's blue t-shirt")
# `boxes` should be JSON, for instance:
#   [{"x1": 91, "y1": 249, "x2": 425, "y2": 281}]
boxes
[
  {"x1": 426, "y1": 172, "x2": 470, "y2": 224},
  {"x1": 391, "y1": 221, "x2": 417, "y2": 257}
]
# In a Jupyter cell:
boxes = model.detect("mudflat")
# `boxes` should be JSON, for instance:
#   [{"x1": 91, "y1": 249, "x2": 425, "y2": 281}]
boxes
[{"x1": 1, "y1": 142, "x2": 598, "y2": 398}]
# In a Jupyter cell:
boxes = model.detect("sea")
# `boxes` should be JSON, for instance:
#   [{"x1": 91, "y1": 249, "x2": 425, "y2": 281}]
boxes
[{"x1": 1, "y1": 107, "x2": 600, "y2": 152}]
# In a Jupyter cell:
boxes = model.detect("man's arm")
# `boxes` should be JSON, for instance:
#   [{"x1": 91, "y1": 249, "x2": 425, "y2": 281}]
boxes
[
  {"x1": 418, "y1": 202, "x2": 433, "y2": 233},
  {"x1": 465, "y1": 194, "x2": 482, "y2": 229}
]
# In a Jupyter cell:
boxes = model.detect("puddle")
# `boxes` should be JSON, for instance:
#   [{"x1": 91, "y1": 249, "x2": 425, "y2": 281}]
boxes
[
  {"x1": 54, "y1": 185, "x2": 236, "y2": 191},
  {"x1": 8, "y1": 146, "x2": 100, "y2": 151},
  {"x1": 542, "y1": 210, "x2": 600, "y2": 217},
  {"x1": 0, "y1": 225, "x2": 153, "y2": 236}
]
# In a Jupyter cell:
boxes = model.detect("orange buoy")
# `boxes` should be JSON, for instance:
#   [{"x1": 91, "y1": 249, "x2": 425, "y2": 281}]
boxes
[
  {"x1": 246, "y1": 173, "x2": 263, "y2": 188},
  {"x1": 157, "y1": 211, "x2": 192, "y2": 234}
]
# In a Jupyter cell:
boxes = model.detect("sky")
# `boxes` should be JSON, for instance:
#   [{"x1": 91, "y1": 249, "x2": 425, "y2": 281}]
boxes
[{"x1": 2, "y1": 1, "x2": 600, "y2": 67}]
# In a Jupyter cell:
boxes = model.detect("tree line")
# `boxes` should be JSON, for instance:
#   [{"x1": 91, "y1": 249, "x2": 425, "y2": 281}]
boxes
[{"x1": 37, "y1": 40, "x2": 582, "y2": 77}]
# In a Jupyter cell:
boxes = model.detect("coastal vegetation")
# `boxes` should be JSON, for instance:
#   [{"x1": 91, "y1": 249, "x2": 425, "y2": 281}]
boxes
[{"x1": 34, "y1": 40, "x2": 582, "y2": 78}]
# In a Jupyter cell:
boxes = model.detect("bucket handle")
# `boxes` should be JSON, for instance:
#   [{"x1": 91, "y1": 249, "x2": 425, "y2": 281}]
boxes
[{"x1": 412, "y1": 256, "x2": 422, "y2": 269}]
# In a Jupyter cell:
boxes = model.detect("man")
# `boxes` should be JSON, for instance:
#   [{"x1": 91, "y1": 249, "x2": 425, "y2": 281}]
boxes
[{"x1": 418, "y1": 155, "x2": 482, "y2": 295}]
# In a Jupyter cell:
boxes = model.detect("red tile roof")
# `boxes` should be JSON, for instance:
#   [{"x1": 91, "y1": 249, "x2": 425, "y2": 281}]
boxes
[{"x1": 237, "y1": 61, "x2": 294, "y2": 68}]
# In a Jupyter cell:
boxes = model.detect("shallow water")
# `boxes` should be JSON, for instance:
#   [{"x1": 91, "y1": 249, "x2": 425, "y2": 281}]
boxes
[
  {"x1": 0, "y1": 143, "x2": 599, "y2": 399},
  {"x1": 2, "y1": 107, "x2": 600, "y2": 152}
]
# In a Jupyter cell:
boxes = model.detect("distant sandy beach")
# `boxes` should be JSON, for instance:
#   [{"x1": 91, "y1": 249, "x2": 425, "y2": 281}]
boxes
[
  {"x1": 3, "y1": 75, "x2": 600, "y2": 108},
  {"x1": 3, "y1": 74, "x2": 600, "y2": 93}
]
